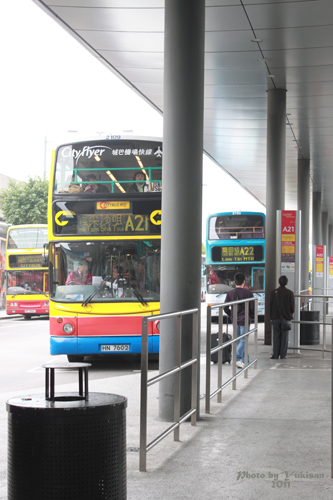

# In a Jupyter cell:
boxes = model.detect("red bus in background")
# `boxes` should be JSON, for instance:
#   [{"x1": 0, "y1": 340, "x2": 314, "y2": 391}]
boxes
[
  {"x1": 0, "y1": 222, "x2": 7, "y2": 309},
  {"x1": 6, "y1": 224, "x2": 49, "y2": 319}
]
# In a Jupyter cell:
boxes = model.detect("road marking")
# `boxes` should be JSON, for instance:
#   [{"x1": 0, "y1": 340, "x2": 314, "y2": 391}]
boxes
[
  {"x1": 27, "y1": 356, "x2": 66, "y2": 373},
  {"x1": 270, "y1": 364, "x2": 330, "y2": 371},
  {"x1": 27, "y1": 367, "x2": 44, "y2": 373}
]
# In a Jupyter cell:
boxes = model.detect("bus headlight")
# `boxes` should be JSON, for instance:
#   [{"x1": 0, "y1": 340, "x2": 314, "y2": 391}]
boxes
[
  {"x1": 10, "y1": 302, "x2": 18, "y2": 307},
  {"x1": 43, "y1": 302, "x2": 48, "y2": 306},
  {"x1": 153, "y1": 320, "x2": 160, "y2": 333},
  {"x1": 63, "y1": 323, "x2": 74, "y2": 334}
]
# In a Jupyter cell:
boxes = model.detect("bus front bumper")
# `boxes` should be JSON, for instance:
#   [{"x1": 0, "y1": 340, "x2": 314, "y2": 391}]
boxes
[{"x1": 50, "y1": 335, "x2": 159, "y2": 355}]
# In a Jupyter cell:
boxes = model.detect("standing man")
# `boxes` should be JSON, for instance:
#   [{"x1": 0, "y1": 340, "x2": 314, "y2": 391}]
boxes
[
  {"x1": 270, "y1": 275, "x2": 294, "y2": 359},
  {"x1": 224, "y1": 272, "x2": 254, "y2": 369}
]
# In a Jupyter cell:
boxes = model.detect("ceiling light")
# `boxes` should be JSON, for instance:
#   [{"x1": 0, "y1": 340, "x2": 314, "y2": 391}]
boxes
[
  {"x1": 106, "y1": 170, "x2": 125, "y2": 193},
  {"x1": 251, "y1": 38, "x2": 262, "y2": 43},
  {"x1": 94, "y1": 155, "x2": 101, "y2": 162},
  {"x1": 266, "y1": 74, "x2": 275, "y2": 78},
  {"x1": 257, "y1": 57, "x2": 270, "y2": 62},
  {"x1": 135, "y1": 155, "x2": 144, "y2": 168},
  {"x1": 135, "y1": 155, "x2": 148, "y2": 179},
  {"x1": 106, "y1": 170, "x2": 116, "y2": 182}
]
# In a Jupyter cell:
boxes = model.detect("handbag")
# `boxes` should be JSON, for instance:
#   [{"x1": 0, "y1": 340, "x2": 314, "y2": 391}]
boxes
[
  {"x1": 281, "y1": 316, "x2": 292, "y2": 331},
  {"x1": 275, "y1": 291, "x2": 292, "y2": 331}
]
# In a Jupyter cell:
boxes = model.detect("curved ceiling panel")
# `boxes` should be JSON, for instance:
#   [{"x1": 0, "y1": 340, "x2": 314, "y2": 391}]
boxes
[{"x1": 33, "y1": 0, "x2": 333, "y2": 220}]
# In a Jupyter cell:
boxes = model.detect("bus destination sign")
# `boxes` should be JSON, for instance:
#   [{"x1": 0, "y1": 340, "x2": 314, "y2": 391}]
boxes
[
  {"x1": 77, "y1": 214, "x2": 150, "y2": 235},
  {"x1": 54, "y1": 201, "x2": 161, "y2": 236},
  {"x1": 212, "y1": 245, "x2": 264, "y2": 263},
  {"x1": 9, "y1": 254, "x2": 43, "y2": 269}
]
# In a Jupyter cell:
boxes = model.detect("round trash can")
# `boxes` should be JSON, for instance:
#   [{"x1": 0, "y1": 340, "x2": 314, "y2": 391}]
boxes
[
  {"x1": 7, "y1": 392, "x2": 127, "y2": 500},
  {"x1": 7, "y1": 363, "x2": 127, "y2": 500},
  {"x1": 300, "y1": 310, "x2": 320, "y2": 345}
]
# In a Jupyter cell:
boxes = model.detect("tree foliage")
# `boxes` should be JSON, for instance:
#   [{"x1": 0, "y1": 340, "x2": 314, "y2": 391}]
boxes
[{"x1": 0, "y1": 176, "x2": 48, "y2": 225}]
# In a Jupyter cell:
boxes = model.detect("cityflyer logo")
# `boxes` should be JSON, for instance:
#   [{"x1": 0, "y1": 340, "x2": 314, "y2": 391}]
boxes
[
  {"x1": 96, "y1": 201, "x2": 130, "y2": 210},
  {"x1": 61, "y1": 145, "x2": 111, "y2": 164}
]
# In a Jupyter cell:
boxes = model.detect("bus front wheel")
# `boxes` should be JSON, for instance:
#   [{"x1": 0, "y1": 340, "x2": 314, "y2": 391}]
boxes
[
  {"x1": 67, "y1": 355, "x2": 85, "y2": 362},
  {"x1": 24, "y1": 315, "x2": 32, "y2": 320}
]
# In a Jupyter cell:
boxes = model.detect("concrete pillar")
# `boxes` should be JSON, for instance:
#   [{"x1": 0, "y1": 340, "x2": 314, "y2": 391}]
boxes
[
  {"x1": 264, "y1": 89, "x2": 287, "y2": 344},
  {"x1": 322, "y1": 211, "x2": 328, "y2": 247},
  {"x1": 159, "y1": 0, "x2": 205, "y2": 421},
  {"x1": 321, "y1": 212, "x2": 328, "y2": 296},
  {"x1": 297, "y1": 159, "x2": 310, "y2": 291},
  {"x1": 312, "y1": 192, "x2": 322, "y2": 245},
  {"x1": 329, "y1": 225, "x2": 333, "y2": 256}
]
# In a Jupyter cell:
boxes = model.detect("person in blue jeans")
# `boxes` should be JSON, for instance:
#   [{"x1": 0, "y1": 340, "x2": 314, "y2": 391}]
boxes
[{"x1": 224, "y1": 272, "x2": 254, "y2": 369}]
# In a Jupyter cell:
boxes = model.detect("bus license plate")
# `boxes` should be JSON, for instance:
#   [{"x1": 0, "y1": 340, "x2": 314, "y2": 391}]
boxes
[
  {"x1": 24, "y1": 309, "x2": 36, "y2": 313},
  {"x1": 101, "y1": 344, "x2": 130, "y2": 352}
]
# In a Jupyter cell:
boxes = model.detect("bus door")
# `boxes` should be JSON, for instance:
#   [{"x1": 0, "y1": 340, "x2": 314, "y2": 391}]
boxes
[
  {"x1": 43, "y1": 272, "x2": 49, "y2": 293},
  {"x1": 251, "y1": 267, "x2": 264, "y2": 290}
]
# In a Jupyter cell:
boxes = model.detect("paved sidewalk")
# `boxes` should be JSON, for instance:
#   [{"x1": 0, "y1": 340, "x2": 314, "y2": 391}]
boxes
[
  {"x1": 0, "y1": 325, "x2": 331, "y2": 499},
  {"x1": 125, "y1": 346, "x2": 332, "y2": 499}
]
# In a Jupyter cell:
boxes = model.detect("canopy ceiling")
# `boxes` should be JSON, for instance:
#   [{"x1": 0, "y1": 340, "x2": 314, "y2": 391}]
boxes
[{"x1": 33, "y1": 0, "x2": 333, "y2": 221}]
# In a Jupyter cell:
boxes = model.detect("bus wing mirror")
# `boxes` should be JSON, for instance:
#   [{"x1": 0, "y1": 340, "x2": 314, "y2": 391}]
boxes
[{"x1": 42, "y1": 243, "x2": 49, "y2": 267}]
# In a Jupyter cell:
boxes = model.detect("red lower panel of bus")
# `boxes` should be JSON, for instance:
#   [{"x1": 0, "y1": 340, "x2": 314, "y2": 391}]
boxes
[
  {"x1": 50, "y1": 314, "x2": 156, "y2": 337},
  {"x1": 7, "y1": 300, "x2": 49, "y2": 316}
]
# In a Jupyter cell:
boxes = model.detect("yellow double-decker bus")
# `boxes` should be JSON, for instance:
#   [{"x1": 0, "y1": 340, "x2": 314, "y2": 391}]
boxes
[
  {"x1": 48, "y1": 137, "x2": 162, "y2": 361},
  {"x1": 6, "y1": 224, "x2": 49, "y2": 319},
  {"x1": 0, "y1": 222, "x2": 7, "y2": 309}
]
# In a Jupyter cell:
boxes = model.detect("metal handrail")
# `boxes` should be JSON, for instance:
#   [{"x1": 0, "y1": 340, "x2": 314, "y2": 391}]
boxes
[
  {"x1": 139, "y1": 308, "x2": 198, "y2": 472},
  {"x1": 331, "y1": 319, "x2": 333, "y2": 478},
  {"x1": 294, "y1": 293, "x2": 333, "y2": 358},
  {"x1": 299, "y1": 289, "x2": 311, "y2": 311},
  {"x1": 205, "y1": 297, "x2": 258, "y2": 414}
]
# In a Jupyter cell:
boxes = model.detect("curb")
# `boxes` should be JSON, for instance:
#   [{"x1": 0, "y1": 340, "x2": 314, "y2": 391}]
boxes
[{"x1": 0, "y1": 314, "x2": 23, "y2": 320}]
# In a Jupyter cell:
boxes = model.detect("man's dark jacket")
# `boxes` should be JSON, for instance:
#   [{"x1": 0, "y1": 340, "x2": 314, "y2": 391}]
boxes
[
  {"x1": 270, "y1": 285, "x2": 294, "y2": 320},
  {"x1": 224, "y1": 287, "x2": 254, "y2": 325}
]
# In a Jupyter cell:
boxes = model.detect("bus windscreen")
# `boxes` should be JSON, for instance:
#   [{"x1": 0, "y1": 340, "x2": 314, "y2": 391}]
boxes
[
  {"x1": 209, "y1": 214, "x2": 265, "y2": 240},
  {"x1": 54, "y1": 140, "x2": 162, "y2": 195},
  {"x1": 51, "y1": 239, "x2": 160, "y2": 303},
  {"x1": 7, "y1": 227, "x2": 48, "y2": 249}
]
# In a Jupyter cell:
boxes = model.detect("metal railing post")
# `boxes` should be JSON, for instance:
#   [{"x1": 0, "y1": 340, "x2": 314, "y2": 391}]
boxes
[
  {"x1": 191, "y1": 311, "x2": 198, "y2": 426},
  {"x1": 331, "y1": 318, "x2": 333, "y2": 478},
  {"x1": 323, "y1": 296, "x2": 327, "y2": 359},
  {"x1": 244, "y1": 302, "x2": 249, "y2": 379},
  {"x1": 174, "y1": 315, "x2": 181, "y2": 441},
  {"x1": 217, "y1": 307, "x2": 223, "y2": 403},
  {"x1": 139, "y1": 317, "x2": 149, "y2": 472},
  {"x1": 139, "y1": 308, "x2": 198, "y2": 470},
  {"x1": 205, "y1": 297, "x2": 258, "y2": 411},
  {"x1": 232, "y1": 303, "x2": 237, "y2": 390},
  {"x1": 254, "y1": 299, "x2": 258, "y2": 369},
  {"x1": 293, "y1": 293, "x2": 333, "y2": 355},
  {"x1": 206, "y1": 306, "x2": 212, "y2": 414}
]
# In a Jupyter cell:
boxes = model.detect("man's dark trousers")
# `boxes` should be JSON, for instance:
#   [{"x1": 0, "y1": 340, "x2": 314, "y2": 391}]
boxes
[{"x1": 271, "y1": 319, "x2": 288, "y2": 358}]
